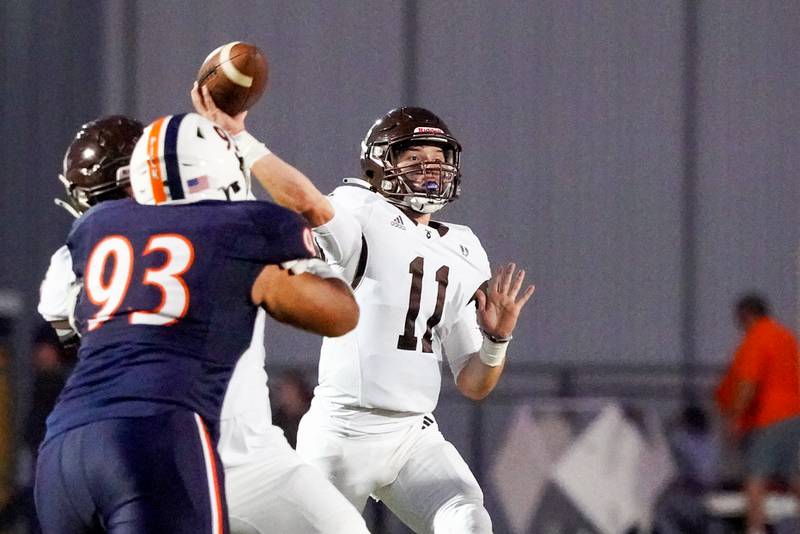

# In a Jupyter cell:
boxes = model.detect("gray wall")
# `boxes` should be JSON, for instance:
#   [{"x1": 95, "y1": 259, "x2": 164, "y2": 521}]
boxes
[
  {"x1": 2, "y1": 0, "x2": 799, "y2": 374},
  {"x1": 695, "y1": 1, "x2": 800, "y2": 363}
]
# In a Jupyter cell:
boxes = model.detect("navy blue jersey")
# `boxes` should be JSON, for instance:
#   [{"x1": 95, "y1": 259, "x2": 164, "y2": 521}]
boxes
[{"x1": 45, "y1": 198, "x2": 314, "y2": 441}]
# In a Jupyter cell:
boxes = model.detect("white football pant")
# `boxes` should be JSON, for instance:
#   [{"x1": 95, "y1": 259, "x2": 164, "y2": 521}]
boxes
[
  {"x1": 296, "y1": 404, "x2": 492, "y2": 534},
  {"x1": 223, "y1": 423, "x2": 370, "y2": 534}
]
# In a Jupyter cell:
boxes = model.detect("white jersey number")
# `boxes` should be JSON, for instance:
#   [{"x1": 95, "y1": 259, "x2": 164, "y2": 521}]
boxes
[
  {"x1": 397, "y1": 256, "x2": 450, "y2": 353},
  {"x1": 84, "y1": 234, "x2": 195, "y2": 331}
]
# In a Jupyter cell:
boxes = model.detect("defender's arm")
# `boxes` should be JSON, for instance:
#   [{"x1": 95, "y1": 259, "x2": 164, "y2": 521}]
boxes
[{"x1": 250, "y1": 259, "x2": 358, "y2": 337}]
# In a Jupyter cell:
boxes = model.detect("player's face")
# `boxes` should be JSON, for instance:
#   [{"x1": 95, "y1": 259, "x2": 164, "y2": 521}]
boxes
[{"x1": 394, "y1": 145, "x2": 451, "y2": 194}]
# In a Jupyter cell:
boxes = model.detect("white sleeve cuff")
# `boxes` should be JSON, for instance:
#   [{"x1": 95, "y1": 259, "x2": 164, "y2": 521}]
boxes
[{"x1": 233, "y1": 130, "x2": 272, "y2": 169}]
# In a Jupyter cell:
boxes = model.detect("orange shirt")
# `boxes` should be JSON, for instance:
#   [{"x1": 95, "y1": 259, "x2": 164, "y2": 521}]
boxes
[{"x1": 715, "y1": 317, "x2": 800, "y2": 431}]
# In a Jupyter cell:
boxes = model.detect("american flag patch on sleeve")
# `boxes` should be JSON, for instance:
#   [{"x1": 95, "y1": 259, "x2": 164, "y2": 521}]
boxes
[{"x1": 187, "y1": 175, "x2": 209, "y2": 193}]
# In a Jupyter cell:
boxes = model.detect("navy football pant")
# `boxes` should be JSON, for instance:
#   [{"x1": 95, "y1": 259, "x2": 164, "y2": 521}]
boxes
[{"x1": 35, "y1": 411, "x2": 227, "y2": 534}]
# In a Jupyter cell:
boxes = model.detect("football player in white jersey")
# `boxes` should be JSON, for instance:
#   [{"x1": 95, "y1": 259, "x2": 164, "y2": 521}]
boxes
[
  {"x1": 194, "y1": 86, "x2": 535, "y2": 533},
  {"x1": 39, "y1": 115, "x2": 370, "y2": 534}
]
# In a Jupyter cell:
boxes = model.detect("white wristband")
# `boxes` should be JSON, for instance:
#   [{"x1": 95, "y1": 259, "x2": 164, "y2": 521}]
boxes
[
  {"x1": 479, "y1": 335, "x2": 510, "y2": 367},
  {"x1": 233, "y1": 130, "x2": 271, "y2": 169}
]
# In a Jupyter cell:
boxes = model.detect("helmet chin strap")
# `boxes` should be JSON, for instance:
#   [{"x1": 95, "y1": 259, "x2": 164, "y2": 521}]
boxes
[
  {"x1": 381, "y1": 178, "x2": 448, "y2": 214},
  {"x1": 408, "y1": 196, "x2": 445, "y2": 214}
]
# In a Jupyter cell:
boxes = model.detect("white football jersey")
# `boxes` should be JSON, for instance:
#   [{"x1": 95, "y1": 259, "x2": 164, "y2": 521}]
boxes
[
  {"x1": 38, "y1": 245, "x2": 78, "y2": 324},
  {"x1": 217, "y1": 309, "x2": 274, "y2": 467},
  {"x1": 313, "y1": 180, "x2": 490, "y2": 414}
]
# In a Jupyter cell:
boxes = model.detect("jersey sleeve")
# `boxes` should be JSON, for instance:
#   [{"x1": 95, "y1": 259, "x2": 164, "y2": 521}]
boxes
[
  {"x1": 238, "y1": 202, "x2": 317, "y2": 266},
  {"x1": 38, "y1": 244, "x2": 82, "y2": 344},
  {"x1": 38, "y1": 245, "x2": 77, "y2": 322},
  {"x1": 312, "y1": 187, "x2": 369, "y2": 282},
  {"x1": 447, "y1": 222, "x2": 491, "y2": 296},
  {"x1": 442, "y1": 300, "x2": 484, "y2": 382},
  {"x1": 469, "y1": 235, "x2": 492, "y2": 294},
  {"x1": 442, "y1": 229, "x2": 492, "y2": 381}
]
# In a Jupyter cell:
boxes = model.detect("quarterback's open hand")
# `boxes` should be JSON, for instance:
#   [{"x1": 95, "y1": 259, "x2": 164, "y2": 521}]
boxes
[
  {"x1": 190, "y1": 82, "x2": 247, "y2": 135},
  {"x1": 475, "y1": 263, "x2": 535, "y2": 339}
]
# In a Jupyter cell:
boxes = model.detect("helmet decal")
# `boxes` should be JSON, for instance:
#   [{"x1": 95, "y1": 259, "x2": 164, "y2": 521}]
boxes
[{"x1": 412, "y1": 127, "x2": 445, "y2": 135}]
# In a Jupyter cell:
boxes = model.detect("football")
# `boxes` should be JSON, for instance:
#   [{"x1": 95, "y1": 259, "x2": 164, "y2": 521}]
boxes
[{"x1": 196, "y1": 41, "x2": 268, "y2": 116}]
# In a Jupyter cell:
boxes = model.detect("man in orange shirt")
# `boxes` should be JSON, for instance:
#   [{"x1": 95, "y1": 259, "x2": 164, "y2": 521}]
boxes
[{"x1": 716, "y1": 294, "x2": 800, "y2": 534}]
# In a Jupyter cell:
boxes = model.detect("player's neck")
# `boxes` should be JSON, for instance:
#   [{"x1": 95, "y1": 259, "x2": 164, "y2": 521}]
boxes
[{"x1": 403, "y1": 209, "x2": 431, "y2": 226}]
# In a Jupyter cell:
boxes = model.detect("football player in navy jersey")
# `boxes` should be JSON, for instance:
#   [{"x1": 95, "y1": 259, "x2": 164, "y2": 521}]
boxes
[
  {"x1": 39, "y1": 114, "x2": 372, "y2": 534},
  {"x1": 34, "y1": 112, "x2": 359, "y2": 534}
]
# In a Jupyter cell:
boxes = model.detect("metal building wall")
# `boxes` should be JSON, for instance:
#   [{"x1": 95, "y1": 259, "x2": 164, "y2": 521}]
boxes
[
  {"x1": 1, "y1": 0, "x2": 798, "y2": 391},
  {"x1": 0, "y1": 0, "x2": 108, "y2": 412},
  {"x1": 415, "y1": 1, "x2": 687, "y2": 368},
  {"x1": 2, "y1": 2, "x2": 800, "y2": 532},
  {"x1": 694, "y1": 1, "x2": 800, "y2": 363}
]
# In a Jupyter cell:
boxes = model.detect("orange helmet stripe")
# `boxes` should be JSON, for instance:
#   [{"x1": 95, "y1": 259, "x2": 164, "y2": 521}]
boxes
[{"x1": 146, "y1": 117, "x2": 168, "y2": 204}]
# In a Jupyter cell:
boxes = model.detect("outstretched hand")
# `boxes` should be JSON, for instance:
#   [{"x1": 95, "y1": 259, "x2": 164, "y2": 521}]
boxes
[
  {"x1": 190, "y1": 82, "x2": 247, "y2": 135},
  {"x1": 475, "y1": 263, "x2": 535, "y2": 339}
]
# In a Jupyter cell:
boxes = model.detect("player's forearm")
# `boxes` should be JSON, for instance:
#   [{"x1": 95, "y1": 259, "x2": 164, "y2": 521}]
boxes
[
  {"x1": 232, "y1": 130, "x2": 334, "y2": 226},
  {"x1": 270, "y1": 278, "x2": 358, "y2": 337},
  {"x1": 456, "y1": 354, "x2": 505, "y2": 400},
  {"x1": 250, "y1": 154, "x2": 334, "y2": 227},
  {"x1": 254, "y1": 265, "x2": 358, "y2": 337}
]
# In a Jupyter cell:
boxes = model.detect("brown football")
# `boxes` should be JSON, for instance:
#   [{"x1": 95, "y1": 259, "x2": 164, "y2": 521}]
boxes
[{"x1": 197, "y1": 41, "x2": 268, "y2": 116}]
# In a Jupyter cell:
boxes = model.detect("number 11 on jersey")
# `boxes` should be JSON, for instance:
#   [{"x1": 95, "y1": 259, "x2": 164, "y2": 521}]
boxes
[{"x1": 397, "y1": 256, "x2": 449, "y2": 353}]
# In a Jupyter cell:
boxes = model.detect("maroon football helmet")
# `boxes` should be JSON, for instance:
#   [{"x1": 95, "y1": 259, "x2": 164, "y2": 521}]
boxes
[
  {"x1": 360, "y1": 107, "x2": 461, "y2": 214},
  {"x1": 57, "y1": 115, "x2": 143, "y2": 216}
]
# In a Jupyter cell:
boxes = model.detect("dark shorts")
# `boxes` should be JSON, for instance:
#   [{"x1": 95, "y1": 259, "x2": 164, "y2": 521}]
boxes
[
  {"x1": 34, "y1": 410, "x2": 227, "y2": 534},
  {"x1": 743, "y1": 415, "x2": 800, "y2": 478}
]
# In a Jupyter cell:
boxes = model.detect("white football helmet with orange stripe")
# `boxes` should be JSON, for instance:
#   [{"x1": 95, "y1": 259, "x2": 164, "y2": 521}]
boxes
[{"x1": 130, "y1": 113, "x2": 250, "y2": 205}]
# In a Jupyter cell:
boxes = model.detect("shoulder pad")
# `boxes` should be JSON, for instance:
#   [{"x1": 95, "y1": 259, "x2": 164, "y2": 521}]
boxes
[{"x1": 329, "y1": 184, "x2": 378, "y2": 211}]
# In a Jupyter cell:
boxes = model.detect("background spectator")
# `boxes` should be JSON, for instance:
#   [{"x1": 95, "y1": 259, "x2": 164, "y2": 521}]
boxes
[{"x1": 715, "y1": 294, "x2": 800, "y2": 534}]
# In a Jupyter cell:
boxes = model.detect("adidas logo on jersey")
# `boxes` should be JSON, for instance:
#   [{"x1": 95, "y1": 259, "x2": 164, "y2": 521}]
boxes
[{"x1": 390, "y1": 215, "x2": 406, "y2": 230}]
